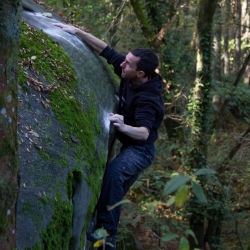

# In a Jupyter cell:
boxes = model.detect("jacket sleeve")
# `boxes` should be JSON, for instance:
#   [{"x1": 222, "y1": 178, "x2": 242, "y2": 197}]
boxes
[
  {"x1": 134, "y1": 94, "x2": 164, "y2": 131},
  {"x1": 100, "y1": 46, "x2": 125, "y2": 77}
]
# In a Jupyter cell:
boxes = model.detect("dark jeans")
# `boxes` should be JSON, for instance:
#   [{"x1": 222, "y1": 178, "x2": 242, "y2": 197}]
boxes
[{"x1": 96, "y1": 143, "x2": 155, "y2": 235}]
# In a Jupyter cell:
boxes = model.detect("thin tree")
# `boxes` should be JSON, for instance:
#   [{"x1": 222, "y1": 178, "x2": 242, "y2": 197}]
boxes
[
  {"x1": 0, "y1": 0, "x2": 22, "y2": 249},
  {"x1": 222, "y1": 0, "x2": 231, "y2": 74},
  {"x1": 234, "y1": 0, "x2": 242, "y2": 72},
  {"x1": 186, "y1": 0, "x2": 218, "y2": 249}
]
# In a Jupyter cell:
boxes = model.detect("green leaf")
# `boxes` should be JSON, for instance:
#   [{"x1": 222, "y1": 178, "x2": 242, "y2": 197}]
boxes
[
  {"x1": 184, "y1": 229, "x2": 198, "y2": 244},
  {"x1": 146, "y1": 203, "x2": 155, "y2": 213},
  {"x1": 161, "y1": 233, "x2": 179, "y2": 242},
  {"x1": 194, "y1": 168, "x2": 216, "y2": 176},
  {"x1": 107, "y1": 199, "x2": 131, "y2": 211},
  {"x1": 179, "y1": 237, "x2": 190, "y2": 250},
  {"x1": 163, "y1": 175, "x2": 190, "y2": 196},
  {"x1": 166, "y1": 196, "x2": 175, "y2": 206},
  {"x1": 106, "y1": 241, "x2": 115, "y2": 247},
  {"x1": 175, "y1": 185, "x2": 189, "y2": 208},
  {"x1": 191, "y1": 181, "x2": 207, "y2": 204},
  {"x1": 96, "y1": 228, "x2": 109, "y2": 238}
]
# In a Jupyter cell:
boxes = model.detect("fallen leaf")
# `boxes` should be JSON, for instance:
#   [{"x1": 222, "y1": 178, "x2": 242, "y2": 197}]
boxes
[
  {"x1": 42, "y1": 13, "x2": 52, "y2": 18},
  {"x1": 29, "y1": 130, "x2": 39, "y2": 137},
  {"x1": 70, "y1": 135, "x2": 79, "y2": 143},
  {"x1": 41, "y1": 100, "x2": 49, "y2": 108},
  {"x1": 34, "y1": 145, "x2": 43, "y2": 150}
]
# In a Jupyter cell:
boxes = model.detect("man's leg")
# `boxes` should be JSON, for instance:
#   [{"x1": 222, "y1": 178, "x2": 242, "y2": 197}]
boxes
[{"x1": 95, "y1": 144, "x2": 155, "y2": 235}]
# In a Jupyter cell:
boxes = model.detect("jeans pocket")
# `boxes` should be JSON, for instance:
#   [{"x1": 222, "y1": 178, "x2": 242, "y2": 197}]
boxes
[{"x1": 134, "y1": 144, "x2": 155, "y2": 165}]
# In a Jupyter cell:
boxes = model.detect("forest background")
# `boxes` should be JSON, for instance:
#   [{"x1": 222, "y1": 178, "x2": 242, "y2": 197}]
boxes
[
  {"x1": 11, "y1": 0, "x2": 250, "y2": 249},
  {"x1": 40, "y1": 0, "x2": 250, "y2": 249}
]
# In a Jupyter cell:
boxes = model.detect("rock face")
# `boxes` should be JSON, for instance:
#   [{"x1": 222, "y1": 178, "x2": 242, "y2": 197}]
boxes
[{"x1": 16, "y1": 1, "x2": 118, "y2": 249}]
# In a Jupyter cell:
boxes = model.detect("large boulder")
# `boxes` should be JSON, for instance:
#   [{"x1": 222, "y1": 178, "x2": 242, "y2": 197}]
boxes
[{"x1": 15, "y1": 1, "x2": 118, "y2": 249}]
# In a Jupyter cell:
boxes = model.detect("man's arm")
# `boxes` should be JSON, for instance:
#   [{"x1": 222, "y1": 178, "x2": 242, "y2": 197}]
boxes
[
  {"x1": 53, "y1": 23, "x2": 107, "y2": 54},
  {"x1": 109, "y1": 113, "x2": 149, "y2": 141}
]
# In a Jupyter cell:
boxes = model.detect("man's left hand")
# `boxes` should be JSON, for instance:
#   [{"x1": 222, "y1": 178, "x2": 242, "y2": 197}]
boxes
[{"x1": 109, "y1": 113, "x2": 125, "y2": 132}]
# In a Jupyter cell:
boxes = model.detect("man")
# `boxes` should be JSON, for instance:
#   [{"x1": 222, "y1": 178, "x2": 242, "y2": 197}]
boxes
[{"x1": 54, "y1": 22, "x2": 165, "y2": 249}]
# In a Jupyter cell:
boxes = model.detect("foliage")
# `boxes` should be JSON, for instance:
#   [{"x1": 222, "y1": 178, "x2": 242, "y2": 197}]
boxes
[{"x1": 212, "y1": 77, "x2": 250, "y2": 121}]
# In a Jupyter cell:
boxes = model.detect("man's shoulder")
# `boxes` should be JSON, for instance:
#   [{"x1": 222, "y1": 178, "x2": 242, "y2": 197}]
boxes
[{"x1": 100, "y1": 46, "x2": 124, "y2": 59}]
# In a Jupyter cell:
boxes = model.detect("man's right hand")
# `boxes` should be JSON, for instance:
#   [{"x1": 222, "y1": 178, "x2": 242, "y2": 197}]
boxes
[
  {"x1": 53, "y1": 23, "x2": 79, "y2": 34},
  {"x1": 53, "y1": 22, "x2": 107, "y2": 54}
]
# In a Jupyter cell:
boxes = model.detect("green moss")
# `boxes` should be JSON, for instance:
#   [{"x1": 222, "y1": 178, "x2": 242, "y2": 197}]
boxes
[
  {"x1": 38, "y1": 150, "x2": 50, "y2": 160},
  {"x1": 42, "y1": 193, "x2": 73, "y2": 250},
  {"x1": 0, "y1": 211, "x2": 9, "y2": 235},
  {"x1": 66, "y1": 172, "x2": 74, "y2": 200},
  {"x1": 100, "y1": 57, "x2": 120, "y2": 89},
  {"x1": 22, "y1": 202, "x2": 33, "y2": 215},
  {"x1": 58, "y1": 156, "x2": 68, "y2": 168},
  {"x1": 0, "y1": 177, "x2": 18, "y2": 234},
  {"x1": 38, "y1": 196, "x2": 49, "y2": 205},
  {"x1": 66, "y1": 166, "x2": 85, "y2": 200},
  {"x1": 46, "y1": 119, "x2": 52, "y2": 126},
  {"x1": 0, "y1": 137, "x2": 18, "y2": 175},
  {"x1": 25, "y1": 242, "x2": 42, "y2": 250}
]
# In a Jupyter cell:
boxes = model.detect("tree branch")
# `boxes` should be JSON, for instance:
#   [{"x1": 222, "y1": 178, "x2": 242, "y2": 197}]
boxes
[
  {"x1": 228, "y1": 126, "x2": 250, "y2": 160},
  {"x1": 103, "y1": 0, "x2": 127, "y2": 45},
  {"x1": 218, "y1": 125, "x2": 250, "y2": 173},
  {"x1": 129, "y1": 0, "x2": 155, "y2": 46},
  {"x1": 154, "y1": 0, "x2": 181, "y2": 47}
]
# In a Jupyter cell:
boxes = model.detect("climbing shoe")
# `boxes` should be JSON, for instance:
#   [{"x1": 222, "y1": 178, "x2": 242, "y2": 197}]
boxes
[
  {"x1": 104, "y1": 235, "x2": 116, "y2": 249},
  {"x1": 96, "y1": 235, "x2": 116, "y2": 250},
  {"x1": 86, "y1": 227, "x2": 109, "y2": 242}
]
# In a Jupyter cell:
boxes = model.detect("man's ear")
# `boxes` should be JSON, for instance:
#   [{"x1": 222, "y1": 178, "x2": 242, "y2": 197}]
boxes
[{"x1": 137, "y1": 71, "x2": 145, "y2": 78}]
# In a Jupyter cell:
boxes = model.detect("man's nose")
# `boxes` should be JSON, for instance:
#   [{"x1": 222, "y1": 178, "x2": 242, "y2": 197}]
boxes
[{"x1": 120, "y1": 61, "x2": 125, "y2": 67}]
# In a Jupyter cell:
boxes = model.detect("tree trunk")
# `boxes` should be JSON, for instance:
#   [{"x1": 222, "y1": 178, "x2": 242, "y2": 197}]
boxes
[
  {"x1": 186, "y1": 0, "x2": 218, "y2": 249},
  {"x1": 0, "y1": 0, "x2": 21, "y2": 249},
  {"x1": 234, "y1": 0, "x2": 242, "y2": 72},
  {"x1": 222, "y1": 0, "x2": 231, "y2": 74},
  {"x1": 129, "y1": 0, "x2": 155, "y2": 48},
  {"x1": 107, "y1": 0, "x2": 126, "y2": 48},
  {"x1": 213, "y1": 3, "x2": 222, "y2": 81}
]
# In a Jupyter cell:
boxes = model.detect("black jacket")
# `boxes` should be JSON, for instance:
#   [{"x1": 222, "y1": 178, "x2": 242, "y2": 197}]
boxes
[{"x1": 100, "y1": 46, "x2": 165, "y2": 145}]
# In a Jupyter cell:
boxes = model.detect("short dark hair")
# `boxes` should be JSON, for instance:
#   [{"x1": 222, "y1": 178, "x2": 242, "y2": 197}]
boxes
[{"x1": 130, "y1": 48, "x2": 159, "y2": 77}]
